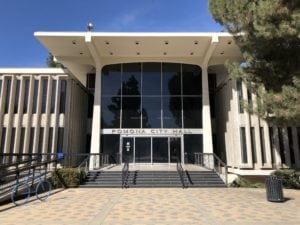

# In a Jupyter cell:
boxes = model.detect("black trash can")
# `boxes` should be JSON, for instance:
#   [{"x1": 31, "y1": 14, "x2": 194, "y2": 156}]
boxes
[{"x1": 265, "y1": 176, "x2": 284, "y2": 202}]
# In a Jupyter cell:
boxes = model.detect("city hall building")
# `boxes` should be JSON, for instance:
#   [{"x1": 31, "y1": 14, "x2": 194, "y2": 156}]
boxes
[{"x1": 0, "y1": 31, "x2": 299, "y2": 175}]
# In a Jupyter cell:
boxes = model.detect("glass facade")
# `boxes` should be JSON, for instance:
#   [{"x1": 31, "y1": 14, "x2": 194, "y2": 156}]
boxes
[
  {"x1": 101, "y1": 63, "x2": 202, "y2": 129},
  {"x1": 101, "y1": 62, "x2": 203, "y2": 164}
]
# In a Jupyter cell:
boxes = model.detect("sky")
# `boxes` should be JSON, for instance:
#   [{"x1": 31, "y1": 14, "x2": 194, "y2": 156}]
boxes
[{"x1": 0, "y1": 0, "x2": 222, "y2": 67}]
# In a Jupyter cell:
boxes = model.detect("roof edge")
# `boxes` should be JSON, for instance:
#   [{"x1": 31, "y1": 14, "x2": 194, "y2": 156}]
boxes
[{"x1": 0, "y1": 68, "x2": 68, "y2": 74}]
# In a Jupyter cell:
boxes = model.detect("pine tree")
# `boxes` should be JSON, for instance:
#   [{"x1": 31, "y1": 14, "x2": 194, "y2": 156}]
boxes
[{"x1": 209, "y1": 0, "x2": 300, "y2": 125}]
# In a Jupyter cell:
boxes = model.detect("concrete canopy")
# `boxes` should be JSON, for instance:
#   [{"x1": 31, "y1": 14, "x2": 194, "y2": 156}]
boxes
[{"x1": 34, "y1": 32, "x2": 243, "y2": 85}]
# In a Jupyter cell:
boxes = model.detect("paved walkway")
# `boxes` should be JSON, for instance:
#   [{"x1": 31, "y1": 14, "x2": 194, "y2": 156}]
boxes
[{"x1": 0, "y1": 188, "x2": 299, "y2": 225}]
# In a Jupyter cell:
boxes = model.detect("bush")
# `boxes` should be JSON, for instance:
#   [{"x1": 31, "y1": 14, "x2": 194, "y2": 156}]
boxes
[
  {"x1": 271, "y1": 169, "x2": 300, "y2": 189},
  {"x1": 51, "y1": 168, "x2": 85, "y2": 188},
  {"x1": 230, "y1": 176, "x2": 265, "y2": 188}
]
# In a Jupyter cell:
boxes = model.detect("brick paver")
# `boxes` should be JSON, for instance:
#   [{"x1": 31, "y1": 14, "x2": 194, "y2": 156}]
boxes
[{"x1": 0, "y1": 188, "x2": 299, "y2": 225}]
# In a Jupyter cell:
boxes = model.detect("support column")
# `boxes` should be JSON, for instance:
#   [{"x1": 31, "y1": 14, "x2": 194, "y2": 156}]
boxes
[
  {"x1": 90, "y1": 66, "x2": 102, "y2": 169},
  {"x1": 202, "y1": 67, "x2": 213, "y2": 154}
]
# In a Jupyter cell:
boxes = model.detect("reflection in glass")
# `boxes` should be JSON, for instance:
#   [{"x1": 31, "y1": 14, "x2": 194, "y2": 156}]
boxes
[
  {"x1": 135, "y1": 138, "x2": 151, "y2": 163},
  {"x1": 102, "y1": 64, "x2": 121, "y2": 96},
  {"x1": 162, "y1": 63, "x2": 181, "y2": 95},
  {"x1": 101, "y1": 134, "x2": 120, "y2": 163},
  {"x1": 142, "y1": 63, "x2": 161, "y2": 95},
  {"x1": 122, "y1": 97, "x2": 141, "y2": 128},
  {"x1": 101, "y1": 96, "x2": 121, "y2": 128},
  {"x1": 153, "y1": 138, "x2": 168, "y2": 163},
  {"x1": 182, "y1": 64, "x2": 202, "y2": 95},
  {"x1": 122, "y1": 63, "x2": 141, "y2": 96},
  {"x1": 163, "y1": 96, "x2": 182, "y2": 128},
  {"x1": 122, "y1": 137, "x2": 134, "y2": 163},
  {"x1": 183, "y1": 97, "x2": 202, "y2": 128},
  {"x1": 184, "y1": 134, "x2": 202, "y2": 163},
  {"x1": 142, "y1": 97, "x2": 161, "y2": 128},
  {"x1": 170, "y1": 138, "x2": 181, "y2": 163}
]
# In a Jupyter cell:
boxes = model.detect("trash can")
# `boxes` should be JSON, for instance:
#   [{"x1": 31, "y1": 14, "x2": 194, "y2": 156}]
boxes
[{"x1": 265, "y1": 176, "x2": 284, "y2": 202}]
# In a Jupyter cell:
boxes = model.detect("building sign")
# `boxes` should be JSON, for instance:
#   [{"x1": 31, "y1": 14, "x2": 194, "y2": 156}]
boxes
[{"x1": 101, "y1": 129, "x2": 203, "y2": 135}]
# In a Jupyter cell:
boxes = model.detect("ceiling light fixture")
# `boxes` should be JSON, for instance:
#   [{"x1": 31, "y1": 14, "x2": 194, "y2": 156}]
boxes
[
  {"x1": 220, "y1": 51, "x2": 224, "y2": 55},
  {"x1": 163, "y1": 52, "x2": 167, "y2": 55},
  {"x1": 228, "y1": 41, "x2": 232, "y2": 45},
  {"x1": 135, "y1": 41, "x2": 139, "y2": 45},
  {"x1": 137, "y1": 52, "x2": 140, "y2": 55},
  {"x1": 194, "y1": 41, "x2": 198, "y2": 45},
  {"x1": 190, "y1": 52, "x2": 194, "y2": 55},
  {"x1": 72, "y1": 40, "x2": 76, "y2": 45},
  {"x1": 110, "y1": 52, "x2": 113, "y2": 55},
  {"x1": 80, "y1": 52, "x2": 83, "y2": 55},
  {"x1": 105, "y1": 41, "x2": 110, "y2": 45},
  {"x1": 165, "y1": 41, "x2": 169, "y2": 45}
]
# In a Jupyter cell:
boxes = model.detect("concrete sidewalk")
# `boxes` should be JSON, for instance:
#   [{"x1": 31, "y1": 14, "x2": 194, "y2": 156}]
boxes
[{"x1": 0, "y1": 188, "x2": 299, "y2": 225}]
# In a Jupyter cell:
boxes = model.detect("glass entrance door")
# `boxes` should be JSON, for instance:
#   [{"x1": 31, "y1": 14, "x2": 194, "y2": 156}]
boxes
[{"x1": 121, "y1": 136, "x2": 181, "y2": 164}]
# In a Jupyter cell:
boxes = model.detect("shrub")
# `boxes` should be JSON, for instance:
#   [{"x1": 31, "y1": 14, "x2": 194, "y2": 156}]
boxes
[
  {"x1": 271, "y1": 169, "x2": 300, "y2": 189},
  {"x1": 230, "y1": 176, "x2": 265, "y2": 188},
  {"x1": 51, "y1": 168, "x2": 85, "y2": 188}
]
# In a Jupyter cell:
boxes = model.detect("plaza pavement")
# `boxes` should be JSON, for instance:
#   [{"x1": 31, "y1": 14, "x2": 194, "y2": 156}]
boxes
[{"x1": 0, "y1": 188, "x2": 299, "y2": 225}]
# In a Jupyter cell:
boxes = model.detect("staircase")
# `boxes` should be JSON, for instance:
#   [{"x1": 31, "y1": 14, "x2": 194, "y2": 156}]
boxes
[{"x1": 80, "y1": 170, "x2": 226, "y2": 188}]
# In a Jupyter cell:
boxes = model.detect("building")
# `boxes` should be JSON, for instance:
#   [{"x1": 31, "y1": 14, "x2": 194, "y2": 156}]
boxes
[{"x1": 0, "y1": 31, "x2": 299, "y2": 175}]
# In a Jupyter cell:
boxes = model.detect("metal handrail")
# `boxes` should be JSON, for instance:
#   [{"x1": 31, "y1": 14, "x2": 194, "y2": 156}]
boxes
[
  {"x1": 77, "y1": 156, "x2": 90, "y2": 182},
  {"x1": 176, "y1": 158, "x2": 186, "y2": 188},
  {"x1": 194, "y1": 152, "x2": 228, "y2": 185},
  {"x1": 122, "y1": 161, "x2": 129, "y2": 189}
]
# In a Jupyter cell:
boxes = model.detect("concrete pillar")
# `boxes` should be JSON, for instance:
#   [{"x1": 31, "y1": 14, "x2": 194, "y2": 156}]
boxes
[
  {"x1": 202, "y1": 67, "x2": 213, "y2": 154},
  {"x1": 90, "y1": 66, "x2": 102, "y2": 169}
]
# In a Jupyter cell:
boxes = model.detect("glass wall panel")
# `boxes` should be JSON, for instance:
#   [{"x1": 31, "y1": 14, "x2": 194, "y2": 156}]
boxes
[
  {"x1": 19, "y1": 128, "x2": 26, "y2": 154},
  {"x1": 260, "y1": 127, "x2": 266, "y2": 164},
  {"x1": 122, "y1": 97, "x2": 141, "y2": 128},
  {"x1": 122, "y1": 137, "x2": 134, "y2": 163},
  {"x1": 153, "y1": 137, "x2": 168, "y2": 163},
  {"x1": 135, "y1": 137, "x2": 151, "y2": 163},
  {"x1": 38, "y1": 128, "x2": 44, "y2": 156},
  {"x1": 28, "y1": 128, "x2": 35, "y2": 154},
  {"x1": 184, "y1": 134, "x2": 203, "y2": 163},
  {"x1": 59, "y1": 80, "x2": 67, "y2": 114},
  {"x1": 101, "y1": 96, "x2": 121, "y2": 128},
  {"x1": 240, "y1": 127, "x2": 248, "y2": 163},
  {"x1": 102, "y1": 64, "x2": 121, "y2": 95},
  {"x1": 182, "y1": 64, "x2": 201, "y2": 95},
  {"x1": 250, "y1": 127, "x2": 257, "y2": 163},
  {"x1": 142, "y1": 62, "x2": 161, "y2": 95},
  {"x1": 0, "y1": 128, "x2": 6, "y2": 155},
  {"x1": 10, "y1": 128, "x2": 16, "y2": 154},
  {"x1": 170, "y1": 137, "x2": 181, "y2": 163},
  {"x1": 162, "y1": 63, "x2": 181, "y2": 96},
  {"x1": 101, "y1": 134, "x2": 120, "y2": 163},
  {"x1": 122, "y1": 63, "x2": 141, "y2": 96},
  {"x1": 142, "y1": 97, "x2": 161, "y2": 128},
  {"x1": 163, "y1": 96, "x2": 181, "y2": 128},
  {"x1": 57, "y1": 128, "x2": 64, "y2": 153},
  {"x1": 0, "y1": 79, "x2": 2, "y2": 98},
  {"x1": 183, "y1": 97, "x2": 202, "y2": 128}
]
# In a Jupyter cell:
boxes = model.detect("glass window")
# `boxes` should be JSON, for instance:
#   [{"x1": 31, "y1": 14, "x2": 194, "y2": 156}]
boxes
[
  {"x1": 0, "y1": 128, "x2": 6, "y2": 154},
  {"x1": 88, "y1": 93, "x2": 94, "y2": 118},
  {"x1": 102, "y1": 64, "x2": 121, "y2": 96},
  {"x1": 28, "y1": 128, "x2": 35, "y2": 155},
  {"x1": 38, "y1": 128, "x2": 44, "y2": 156},
  {"x1": 32, "y1": 80, "x2": 39, "y2": 114},
  {"x1": 237, "y1": 80, "x2": 244, "y2": 113},
  {"x1": 142, "y1": 62, "x2": 161, "y2": 95},
  {"x1": 50, "y1": 80, "x2": 57, "y2": 113},
  {"x1": 41, "y1": 79, "x2": 48, "y2": 113},
  {"x1": 142, "y1": 97, "x2": 161, "y2": 128},
  {"x1": 135, "y1": 137, "x2": 151, "y2": 163},
  {"x1": 182, "y1": 64, "x2": 202, "y2": 95},
  {"x1": 287, "y1": 127, "x2": 295, "y2": 164},
  {"x1": 57, "y1": 128, "x2": 64, "y2": 152},
  {"x1": 4, "y1": 79, "x2": 11, "y2": 114},
  {"x1": 48, "y1": 128, "x2": 53, "y2": 160},
  {"x1": 260, "y1": 127, "x2": 266, "y2": 164},
  {"x1": 14, "y1": 80, "x2": 20, "y2": 113},
  {"x1": 153, "y1": 137, "x2": 168, "y2": 163},
  {"x1": 162, "y1": 96, "x2": 182, "y2": 128},
  {"x1": 101, "y1": 96, "x2": 121, "y2": 128},
  {"x1": 23, "y1": 79, "x2": 30, "y2": 113},
  {"x1": 269, "y1": 127, "x2": 275, "y2": 164},
  {"x1": 122, "y1": 97, "x2": 141, "y2": 128},
  {"x1": 183, "y1": 97, "x2": 202, "y2": 128},
  {"x1": 184, "y1": 134, "x2": 203, "y2": 163},
  {"x1": 59, "y1": 80, "x2": 67, "y2": 113},
  {"x1": 122, "y1": 63, "x2": 141, "y2": 96},
  {"x1": 240, "y1": 127, "x2": 248, "y2": 163},
  {"x1": 250, "y1": 127, "x2": 257, "y2": 163},
  {"x1": 19, "y1": 128, "x2": 26, "y2": 154},
  {"x1": 101, "y1": 135, "x2": 120, "y2": 164},
  {"x1": 162, "y1": 63, "x2": 181, "y2": 96},
  {"x1": 278, "y1": 128, "x2": 285, "y2": 164},
  {"x1": 10, "y1": 128, "x2": 16, "y2": 153},
  {"x1": 86, "y1": 73, "x2": 95, "y2": 92}
]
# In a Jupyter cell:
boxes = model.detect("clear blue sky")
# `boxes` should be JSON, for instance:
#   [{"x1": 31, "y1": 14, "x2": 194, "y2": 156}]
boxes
[{"x1": 0, "y1": 0, "x2": 222, "y2": 67}]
